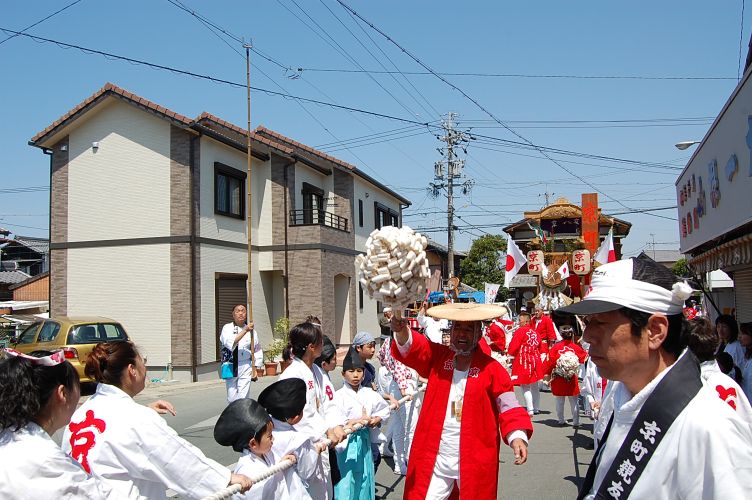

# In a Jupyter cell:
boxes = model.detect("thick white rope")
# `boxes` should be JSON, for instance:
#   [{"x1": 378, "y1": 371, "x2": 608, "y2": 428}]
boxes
[{"x1": 202, "y1": 385, "x2": 426, "y2": 500}]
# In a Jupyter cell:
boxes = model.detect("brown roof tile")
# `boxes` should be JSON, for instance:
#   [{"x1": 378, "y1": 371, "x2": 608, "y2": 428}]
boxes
[
  {"x1": 30, "y1": 82, "x2": 194, "y2": 144},
  {"x1": 195, "y1": 112, "x2": 295, "y2": 155},
  {"x1": 254, "y1": 125, "x2": 356, "y2": 170}
]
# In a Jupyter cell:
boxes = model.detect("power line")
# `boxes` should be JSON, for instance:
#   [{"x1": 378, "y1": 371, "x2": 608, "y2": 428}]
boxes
[
  {"x1": 335, "y1": 0, "x2": 680, "y2": 222},
  {"x1": 296, "y1": 67, "x2": 736, "y2": 81},
  {"x1": 0, "y1": 0, "x2": 84, "y2": 47},
  {"x1": 2, "y1": 26, "x2": 688, "y2": 181},
  {"x1": 0, "y1": 186, "x2": 49, "y2": 194}
]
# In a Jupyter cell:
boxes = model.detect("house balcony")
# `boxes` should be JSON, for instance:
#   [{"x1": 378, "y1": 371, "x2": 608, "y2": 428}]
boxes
[{"x1": 289, "y1": 209, "x2": 349, "y2": 232}]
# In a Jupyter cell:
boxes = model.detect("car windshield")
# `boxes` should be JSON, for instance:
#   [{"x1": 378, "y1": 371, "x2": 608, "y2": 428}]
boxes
[
  {"x1": 67, "y1": 323, "x2": 128, "y2": 345},
  {"x1": 16, "y1": 323, "x2": 41, "y2": 344}
]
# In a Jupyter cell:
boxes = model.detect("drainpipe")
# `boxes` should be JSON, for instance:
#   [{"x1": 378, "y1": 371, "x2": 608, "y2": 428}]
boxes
[
  {"x1": 283, "y1": 159, "x2": 295, "y2": 318},
  {"x1": 189, "y1": 135, "x2": 198, "y2": 382}
]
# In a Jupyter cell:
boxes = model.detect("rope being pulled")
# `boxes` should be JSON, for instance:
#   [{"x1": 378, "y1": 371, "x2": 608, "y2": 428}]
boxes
[{"x1": 202, "y1": 385, "x2": 426, "y2": 500}]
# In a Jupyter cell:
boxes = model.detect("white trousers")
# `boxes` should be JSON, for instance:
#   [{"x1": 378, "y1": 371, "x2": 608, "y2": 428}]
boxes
[
  {"x1": 556, "y1": 396, "x2": 579, "y2": 425},
  {"x1": 425, "y1": 471, "x2": 461, "y2": 499},
  {"x1": 520, "y1": 383, "x2": 540, "y2": 413},
  {"x1": 225, "y1": 374, "x2": 252, "y2": 403}
]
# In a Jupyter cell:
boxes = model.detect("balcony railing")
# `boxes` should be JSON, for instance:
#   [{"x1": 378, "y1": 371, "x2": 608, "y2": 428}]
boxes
[{"x1": 289, "y1": 209, "x2": 349, "y2": 232}]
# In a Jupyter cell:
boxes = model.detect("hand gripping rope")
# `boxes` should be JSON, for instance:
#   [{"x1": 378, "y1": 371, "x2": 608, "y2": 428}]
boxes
[{"x1": 202, "y1": 385, "x2": 427, "y2": 500}]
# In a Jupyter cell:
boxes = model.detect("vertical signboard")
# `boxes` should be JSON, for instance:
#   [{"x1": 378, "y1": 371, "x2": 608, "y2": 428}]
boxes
[{"x1": 581, "y1": 193, "x2": 599, "y2": 255}]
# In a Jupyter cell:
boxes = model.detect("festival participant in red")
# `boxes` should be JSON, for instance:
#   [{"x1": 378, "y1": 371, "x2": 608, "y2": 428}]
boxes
[
  {"x1": 508, "y1": 312, "x2": 544, "y2": 415},
  {"x1": 486, "y1": 315, "x2": 510, "y2": 353},
  {"x1": 543, "y1": 325, "x2": 589, "y2": 426},
  {"x1": 532, "y1": 306, "x2": 557, "y2": 353},
  {"x1": 390, "y1": 303, "x2": 533, "y2": 500}
]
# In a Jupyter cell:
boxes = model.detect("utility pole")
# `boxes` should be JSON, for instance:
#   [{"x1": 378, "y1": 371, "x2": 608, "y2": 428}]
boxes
[
  {"x1": 429, "y1": 113, "x2": 474, "y2": 278},
  {"x1": 650, "y1": 233, "x2": 656, "y2": 260}
]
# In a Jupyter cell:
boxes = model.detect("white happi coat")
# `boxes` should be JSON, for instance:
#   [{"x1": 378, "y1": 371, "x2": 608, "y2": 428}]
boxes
[
  {"x1": 278, "y1": 358, "x2": 345, "y2": 438},
  {"x1": 278, "y1": 357, "x2": 345, "y2": 499},
  {"x1": 581, "y1": 359, "x2": 606, "y2": 411},
  {"x1": 585, "y1": 352, "x2": 752, "y2": 499},
  {"x1": 220, "y1": 323, "x2": 264, "y2": 402},
  {"x1": 233, "y1": 451, "x2": 286, "y2": 500},
  {"x1": 62, "y1": 383, "x2": 230, "y2": 500},
  {"x1": 700, "y1": 360, "x2": 752, "y2": 424},
  {"x1": 417, "y1": 314, "x2": 448, "y2": 344},
  {"x1": 0, "y1": 423, "x2": 113, "y2": 499},
  {"x1": 267, "y1": 418, "x2": 320, "y2": 499},
  {"x1": 334, "y1": 383, "x2": 392, "y2": 451}
]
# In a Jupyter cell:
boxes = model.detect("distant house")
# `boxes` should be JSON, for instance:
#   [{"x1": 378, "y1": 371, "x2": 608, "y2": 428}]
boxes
[
  {"x1": 29, "y1": 83, "x2": 410, "y2": 381},
  {"x1": 0, "y1": 233, "x2": 49, "y2": 301},
  {"x1": 642, "y1": 249, "x2": 683, "y2": 269}
]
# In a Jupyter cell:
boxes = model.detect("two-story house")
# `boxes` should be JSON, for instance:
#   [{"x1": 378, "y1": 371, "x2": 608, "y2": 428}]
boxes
[{"x1": 29, "y1": 83, "x2": 409, "y2": 381}]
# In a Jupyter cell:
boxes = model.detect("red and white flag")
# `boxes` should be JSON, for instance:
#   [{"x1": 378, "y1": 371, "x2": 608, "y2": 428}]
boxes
[
  {"x1": 504, "y1": 233, "x2": 527, "y2": 288},
  {"x1": 594, "y1": 228, "x2": 616, "y2": 265},
  {"x1": 557, "y1": 261, "x2": 570, "y2": 279}
]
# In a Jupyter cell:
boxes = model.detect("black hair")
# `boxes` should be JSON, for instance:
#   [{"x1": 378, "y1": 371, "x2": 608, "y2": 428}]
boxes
[
  {"x1": 0, "y1": 351, "x2": 79, "y2": 431},
  {"x1": 716, "y1": 314, "x2": 739, "y2": 344},
  {"x1": 740, "y1": 322, "x2": 752, "y2": 360},
  {"x1": 252, "y1": 420, "x2": 272, "y2": 445},
  {"x1": 686, "y1": 317, "x2": 719, "y2": 362},
  {"x1": 715, "y1": 352, "x2": 744, "y2": 384},
  {"x1": 85, "y1": 341, "x2": 140, "y2": 387},
  {"x1": 618, "y1": 307, "x2": 688, "y2": 358},
  {"x1": 284, "y1": 322, "x2": 323, "y2": 361}
]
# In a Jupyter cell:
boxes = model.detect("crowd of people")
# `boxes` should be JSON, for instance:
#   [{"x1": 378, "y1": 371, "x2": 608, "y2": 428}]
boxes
[{"x1": 3, "y1": 253, "x2": 752, "y2": 499}]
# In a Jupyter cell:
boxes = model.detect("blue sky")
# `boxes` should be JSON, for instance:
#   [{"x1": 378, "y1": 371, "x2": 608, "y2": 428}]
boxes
[{"x1": 1, "y1": 0, "x2": 748, "y2": 257}]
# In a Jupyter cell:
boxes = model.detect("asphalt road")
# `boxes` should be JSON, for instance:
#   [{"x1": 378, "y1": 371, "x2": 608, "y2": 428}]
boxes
[{"x1": 57, "y1": 369, "x2": 595, "y2": 499}]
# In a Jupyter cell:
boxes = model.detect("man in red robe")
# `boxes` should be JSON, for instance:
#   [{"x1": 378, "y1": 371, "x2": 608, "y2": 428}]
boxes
[
  {"x1": 390, "y1": 303, "x2": 533, "y2": 499},
  {"x1": 532, "y1": 305, "x2": 557, "y2": 353}
]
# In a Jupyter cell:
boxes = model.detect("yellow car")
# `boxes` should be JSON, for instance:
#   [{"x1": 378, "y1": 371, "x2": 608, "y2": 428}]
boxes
[{"x1": 10, "y1": 316, "x2": 129, "y2": 383}]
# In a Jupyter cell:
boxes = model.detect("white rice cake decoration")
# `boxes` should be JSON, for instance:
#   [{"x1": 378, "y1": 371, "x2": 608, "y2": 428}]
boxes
[{"x1": 355, "y1": 225, "x2": 429, "y2": 310}]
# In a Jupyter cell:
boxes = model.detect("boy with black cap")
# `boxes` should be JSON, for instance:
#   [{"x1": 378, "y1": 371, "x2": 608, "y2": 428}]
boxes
[
  {"x1": 214, "y1": 398, "x2": 298, "y2": 499},
  {"x1": 258, "y1": 378, "x2": 323, "y2": 499},
  {"x1": 335, "y1": 346, "x2": 392, "y2": 500}
]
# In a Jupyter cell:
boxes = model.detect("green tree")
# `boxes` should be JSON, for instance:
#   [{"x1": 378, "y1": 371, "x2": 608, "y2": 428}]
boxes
[
  {"x1": 459, "y1": 234, "x2": 509, "y2": 302},
  {"x1": 672, "y1": 257, "x2": 690, "y2": 278}
]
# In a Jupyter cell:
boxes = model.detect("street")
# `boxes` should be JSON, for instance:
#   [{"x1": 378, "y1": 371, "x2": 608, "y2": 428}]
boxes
[{"x1": 58, "y1": 368, "x2": 594, "y2": 499}]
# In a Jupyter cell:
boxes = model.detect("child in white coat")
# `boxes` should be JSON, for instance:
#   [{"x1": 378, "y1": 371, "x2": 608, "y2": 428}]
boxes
[
  {"x1": 335, "y1": 347, "x2": 392, "y2": 500},
  {"x1": 214, "y1": 398, "x2": 301, "y2": 500}
]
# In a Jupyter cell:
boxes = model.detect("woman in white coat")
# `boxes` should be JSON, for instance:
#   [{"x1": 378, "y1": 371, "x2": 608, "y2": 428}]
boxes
[
  {"x1": 0, "y1": 348, "x2": 112, "y2": 499},
  {"x1": 62, "y1": 341, "x2": 251, "y2": 499},
  {"x1": 279, "y1": 321, "x2": 347, "y2": 500},
  {"x1": 220, "y1": 304, "x2": 264, "y2": 402}
]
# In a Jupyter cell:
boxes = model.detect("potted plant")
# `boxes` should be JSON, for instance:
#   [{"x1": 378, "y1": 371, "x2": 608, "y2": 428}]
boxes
[
  {"x1": 264, "y1": 338, "x2": 287, "y2": 376},
  {"x1": 272, "y1": 317, "x2": 292, "y2": 373}
]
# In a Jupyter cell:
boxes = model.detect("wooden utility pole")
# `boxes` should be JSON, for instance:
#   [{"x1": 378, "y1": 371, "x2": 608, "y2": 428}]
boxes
[{"x1": 245, "y1": 43, "x2": 257, "y2": 379}]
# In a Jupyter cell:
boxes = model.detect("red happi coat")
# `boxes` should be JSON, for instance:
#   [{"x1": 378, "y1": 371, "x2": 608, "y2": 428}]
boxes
[
  {"x1": 392, "y1": 330, "x2": 533, "y2": 500},
  {"x1": 486, "y1": 320, "x2": 508, "y2": 353},
  {"x1": 532, "y1": 314, "x2": 556, "y2": 353},
  {"x1": 543, "y1": 340, "x2": 589, "y2": 396},
  {"x1": 508, "y1": 326, "x2": 544, "y2": 385}
]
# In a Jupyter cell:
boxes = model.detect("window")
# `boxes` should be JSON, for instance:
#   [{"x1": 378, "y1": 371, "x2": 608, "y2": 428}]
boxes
[
  {"x1": 374, "y1": 202, "x2": 399, "y2": 229},
  {"x1": 37, "y1": 322, "x2": 61, "y2": 343},
  {"x1": 358, "y1": 199, "x2": 364, "y2": 227},
  {"x1": 359, "y1": 282, "x2": 364, "y2": 310},
  {"x1": 215, "y1": 162, "x2": 246, "y2": 219},
  {"x1": 16, "y1": 323, "x2": 40, "y2": 344},
  {"x1": 302, "y1": 182, "x2": 325, "y2": 224}
]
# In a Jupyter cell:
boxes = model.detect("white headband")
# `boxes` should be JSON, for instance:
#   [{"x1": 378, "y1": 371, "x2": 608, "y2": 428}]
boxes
[
  {"x1": 585, "y1": 275, "x2": 692, "y2": 315},
  {"x1": 2, "y1": 348, "x2": 65, "y2": 366}
]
